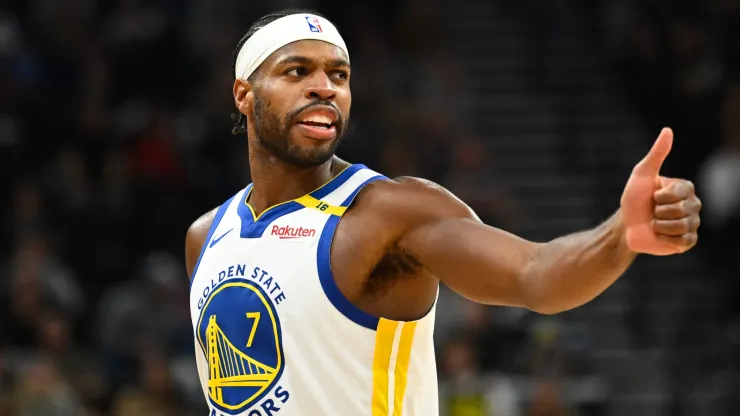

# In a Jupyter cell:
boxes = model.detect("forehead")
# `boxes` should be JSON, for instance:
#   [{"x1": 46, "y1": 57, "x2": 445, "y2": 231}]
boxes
[{"x1": 264, "y1": 39, "x2": 349, "y2": 67}]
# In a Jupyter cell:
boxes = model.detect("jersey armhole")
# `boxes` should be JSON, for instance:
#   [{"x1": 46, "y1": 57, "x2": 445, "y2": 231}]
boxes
[
  {"x1": 189, "y1": 194, "x2": 236, "y2": 290},
  {"x1": 316, "y1": 175, "x2": 386, "y2": 331}
]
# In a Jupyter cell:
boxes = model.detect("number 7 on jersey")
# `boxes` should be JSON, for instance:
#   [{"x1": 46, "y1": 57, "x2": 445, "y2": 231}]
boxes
[{"x1": 246, "y1": 312, "x2": 261, "y2": 347}]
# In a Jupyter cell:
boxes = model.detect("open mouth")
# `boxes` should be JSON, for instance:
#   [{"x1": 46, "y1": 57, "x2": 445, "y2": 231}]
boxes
[
  {"x1": 293, "y1": 106, "x2": 340, "y2": 140},
  {"x1": 296, "y1": 113, "x2": 336, "y2": 130},
  {"x1": 297, "y1": 120, "x2": 334, "y2": 129}
]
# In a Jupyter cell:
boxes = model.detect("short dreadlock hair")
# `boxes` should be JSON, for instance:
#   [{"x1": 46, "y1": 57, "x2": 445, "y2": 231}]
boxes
[{"x1": 230, "y1": 9, "x2": 329, "y2": 136}]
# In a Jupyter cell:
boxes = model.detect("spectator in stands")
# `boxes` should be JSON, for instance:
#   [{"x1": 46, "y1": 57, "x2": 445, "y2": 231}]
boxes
[
  {"x1": 698, "y1": 80, "x2": 740, "y2": 241},
  {"x1": 443, "y1": 135, "x2": 521, "y2": 231},
  {"x1": 2, "y1": 232, "x2": 84, "y2": 348},
  {"x1": 697, "y1": 79, "x2": 740, "y2": 341},
  {"x1": 11, "y1": 356, "x2": 86, "y2": 416},
  {"x1": 7, "y1": 183, "x2": 45, "y2": 248},
  {"x1": 439, "y1": 335, "x2": 521, "y2": 416},
  {"x1": 110, "y1": 347, "x2": 179, "y2": 416}
]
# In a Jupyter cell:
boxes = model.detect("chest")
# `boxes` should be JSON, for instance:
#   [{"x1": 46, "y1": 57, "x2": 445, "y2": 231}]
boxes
[{"x1": 189, "y1": 205, "x2": 332, "y2": 329}]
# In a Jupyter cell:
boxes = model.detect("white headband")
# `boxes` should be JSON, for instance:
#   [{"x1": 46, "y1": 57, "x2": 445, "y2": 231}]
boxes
[{"x1": 234, "y1": 14, "x2": 349, "y2": 80}]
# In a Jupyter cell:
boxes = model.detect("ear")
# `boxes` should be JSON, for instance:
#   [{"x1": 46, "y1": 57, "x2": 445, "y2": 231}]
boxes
[{"x1": 233, "y1": 79, "x2": 254, "y2": 116}]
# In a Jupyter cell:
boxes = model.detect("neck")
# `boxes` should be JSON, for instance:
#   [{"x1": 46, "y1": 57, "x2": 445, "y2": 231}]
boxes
[{"x1": 247, "y1": 145, "x2": 348, "y2": 216}]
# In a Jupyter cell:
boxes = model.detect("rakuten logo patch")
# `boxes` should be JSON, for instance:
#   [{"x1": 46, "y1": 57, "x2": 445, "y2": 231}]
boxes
[{"x1": 271, "y1": 224, "x2": 317, "y2": 239}]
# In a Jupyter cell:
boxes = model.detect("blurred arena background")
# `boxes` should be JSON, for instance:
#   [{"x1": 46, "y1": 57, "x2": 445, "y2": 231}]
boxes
[{"x1": 1, "y1": 0, "x2": 739, "y2": 415}]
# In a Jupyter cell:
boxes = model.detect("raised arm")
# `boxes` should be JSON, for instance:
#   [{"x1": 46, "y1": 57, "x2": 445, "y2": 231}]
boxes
[{"x1": 395, "y1": 128, "x2": 701, "y2": 314}]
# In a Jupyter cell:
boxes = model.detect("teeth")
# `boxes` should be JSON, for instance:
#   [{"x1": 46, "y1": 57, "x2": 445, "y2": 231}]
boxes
[{"x1": 302, "y1": 115, "x2": 332, "y2": 124}]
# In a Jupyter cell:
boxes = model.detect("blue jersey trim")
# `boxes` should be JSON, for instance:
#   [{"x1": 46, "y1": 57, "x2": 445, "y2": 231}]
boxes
[
  {"x1": 316, "y1": 174, "x2": 387, "y2": 331},
  {"x1": 312, "y1": 164, "x2": 366, "y2": 199},
  {"x1": 236, "y1": 164, "x2": 368, "y2": 239},
  {"x1": 236, "y1": 183, "x2": 254, "y2": 236},
  {"x1": 189, "y1": 194, "x2": 236, "y2": 290},
  {"x1": 240, "y1": 201, "x2": 304, "y2": 238},
  {"x1": 341, "y1": 175, "x2": 385, "y2": 207}
]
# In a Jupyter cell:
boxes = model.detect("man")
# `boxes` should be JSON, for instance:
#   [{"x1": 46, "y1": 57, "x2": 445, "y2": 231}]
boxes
[{"x1": 185, "y1": 10, "x2": 702, "y2": 416}]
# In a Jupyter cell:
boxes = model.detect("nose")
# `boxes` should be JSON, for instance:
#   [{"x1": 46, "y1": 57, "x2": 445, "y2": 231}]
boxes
[{"x1": 304, "y1": 74, "x2": 337, "y2": 101}]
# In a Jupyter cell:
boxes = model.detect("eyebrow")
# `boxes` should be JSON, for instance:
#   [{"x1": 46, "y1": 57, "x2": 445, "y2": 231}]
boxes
[
  {"x1": 275, "y1": 55, "x2": 350, "y2": 69},
  {"x1": 326, "y1": 58, "x2": 350, "y2": 69}
]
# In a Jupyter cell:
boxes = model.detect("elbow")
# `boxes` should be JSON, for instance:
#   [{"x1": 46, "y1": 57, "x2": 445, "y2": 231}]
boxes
[
  {"x1": 522, "y1": 292, "x2": 569, "y2": 315},
  {"x1": 519, "y1": 273, "x2": 593, "y2": 314},
  {"x1": 522, "y1": 289, "x2": 593, "y2": 315},
  {"x1": 518, "y1": 260, "x2": 585, "y2": 316},
  {"x1": 525, "y1": 293, "x2": 590, "y2": 314},
  {"x1": 518, "y1": 284, "x2": 567, "y2": 314},
  {"x1": 527, "y1": 303, "x2": 571, "y2": 316}
]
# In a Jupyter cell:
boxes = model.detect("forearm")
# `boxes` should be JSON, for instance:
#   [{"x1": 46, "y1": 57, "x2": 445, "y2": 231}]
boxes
[{"x1": 520, "y1": 210, "x2": 637, "y2": 314}]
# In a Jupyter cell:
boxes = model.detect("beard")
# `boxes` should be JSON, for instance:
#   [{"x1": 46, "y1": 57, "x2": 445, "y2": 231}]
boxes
[{"x1": 252, "y1": 94, "x2": 348, "y2": 168}]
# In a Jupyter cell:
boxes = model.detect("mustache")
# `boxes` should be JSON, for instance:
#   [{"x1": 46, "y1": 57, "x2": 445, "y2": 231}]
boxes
[{"x1": 288, "y1": 100, "x2": 343, "y2": 125}]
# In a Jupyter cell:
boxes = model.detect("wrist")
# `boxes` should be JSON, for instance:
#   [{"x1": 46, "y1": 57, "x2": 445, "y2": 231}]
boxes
[{"x1": 610, "y1": 209, "x2": 636, "y2": 257}]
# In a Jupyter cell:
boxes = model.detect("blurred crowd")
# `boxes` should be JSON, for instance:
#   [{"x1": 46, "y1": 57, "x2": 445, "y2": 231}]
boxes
[
  {"x1": 606, "y1": 1, "x2": 740, "y2": 414},
  {"x1": 0, "y1": 0, "x2": 738, "y2": 415}
]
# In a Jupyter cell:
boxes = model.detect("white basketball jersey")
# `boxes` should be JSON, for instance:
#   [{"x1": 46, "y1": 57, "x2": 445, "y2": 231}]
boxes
[{"x1": 189, "y1": 164, "x2": 439, "y2": 416}]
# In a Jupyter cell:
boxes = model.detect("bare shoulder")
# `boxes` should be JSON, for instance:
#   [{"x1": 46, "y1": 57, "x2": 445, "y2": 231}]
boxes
[
  {"x1": 328, "y1": 176, "x2": 480, "y2": 320},
  {"x1": 185, "y1": 207, "x2": 219, "y2": 280},
  {"x1": 332, "y1": 175, "x2": 479, "y2": 261},
  {"x1": 352, "y1": 176, "x2": 480, "y2": 230},
  {"x1": 336, "y1": 175, "x2": 480, "y2": 260}
]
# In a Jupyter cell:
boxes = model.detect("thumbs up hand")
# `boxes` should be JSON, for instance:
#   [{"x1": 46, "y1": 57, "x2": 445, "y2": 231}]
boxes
[{"x1": 620, "y1": 128, "x2": 702, "y2": 255}]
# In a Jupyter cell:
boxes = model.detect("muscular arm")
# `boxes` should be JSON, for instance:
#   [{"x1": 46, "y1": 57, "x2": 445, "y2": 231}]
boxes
[
  {"x1": 389, "y1": 178, "x2": 635, "y2": 315},
  {"x1": 397, "y1": 129, "x2": 700, "y2": 314},
  {"x1": 185, "y1": 207, "x2": 218, "y2": 279}
]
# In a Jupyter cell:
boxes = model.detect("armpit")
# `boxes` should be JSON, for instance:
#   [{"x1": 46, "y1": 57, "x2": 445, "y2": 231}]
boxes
[{"x1": 365, "y1": 243, "x2": 423, "y2": 296}]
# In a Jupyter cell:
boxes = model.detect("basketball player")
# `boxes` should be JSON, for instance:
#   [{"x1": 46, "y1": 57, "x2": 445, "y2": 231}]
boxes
[{"x1": 186, "y1": 10, "x2": 702, "y2": 416}]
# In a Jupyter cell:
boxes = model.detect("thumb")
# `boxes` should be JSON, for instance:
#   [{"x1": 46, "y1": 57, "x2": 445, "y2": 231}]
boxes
[{"x1": 632, "y1": 127, "x2": 673, "y2": 176}]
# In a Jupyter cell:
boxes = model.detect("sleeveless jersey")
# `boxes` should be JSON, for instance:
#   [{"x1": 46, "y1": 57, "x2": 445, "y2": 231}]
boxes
[{"x1": 189, "y1": 164, "x2": 439, "y2": 416}]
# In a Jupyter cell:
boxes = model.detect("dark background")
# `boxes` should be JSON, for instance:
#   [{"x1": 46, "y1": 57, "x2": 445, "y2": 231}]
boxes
[{"x1": 1, "y1": 0, "x2": 739, "y2": 415}]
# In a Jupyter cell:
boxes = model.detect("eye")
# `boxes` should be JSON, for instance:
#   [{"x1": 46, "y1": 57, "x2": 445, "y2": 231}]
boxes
[
  {"x1": 285, "y1": 67, "x2": 308, "y2": 77},
  {"x1": 330, "y1": 70, "x2": 349, "y2": 81}
]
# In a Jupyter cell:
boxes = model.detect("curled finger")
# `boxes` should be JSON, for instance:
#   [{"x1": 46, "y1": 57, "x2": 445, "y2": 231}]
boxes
[
  {"x1": 656, "y1": 232, "x2": 698, "y2": 252},
  {"x1": 653, "y1": 218, "x2": 695, "y2": 236}
]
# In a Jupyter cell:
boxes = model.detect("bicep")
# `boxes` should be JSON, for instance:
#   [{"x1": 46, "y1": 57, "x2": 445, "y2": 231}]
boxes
[{"x1": 398, "y1": 217, "x2": 540, "y2": 307}]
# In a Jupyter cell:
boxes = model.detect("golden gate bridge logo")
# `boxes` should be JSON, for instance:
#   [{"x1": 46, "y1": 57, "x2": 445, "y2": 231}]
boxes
[
  {"x1": 206, "y1": 315, "x2": 278, "y2": 405},
  {"x1": 197, "y1": 280, "x2": 284, "y2": 413}
]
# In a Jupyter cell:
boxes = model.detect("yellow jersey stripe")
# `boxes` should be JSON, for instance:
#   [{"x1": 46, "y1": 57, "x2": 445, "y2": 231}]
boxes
[
  {"x1": 372, "y1": 319, "x2": 399, "y2": 416},
  {"x1": 392, "y1": 322, "x2": 417, "y2": 416},
  {"x1": 294, "y1": 194, "x2": 347, "y2": 217},
  {"x1": 242, "y1": 164, "x2": 354, "y2": 221}
]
